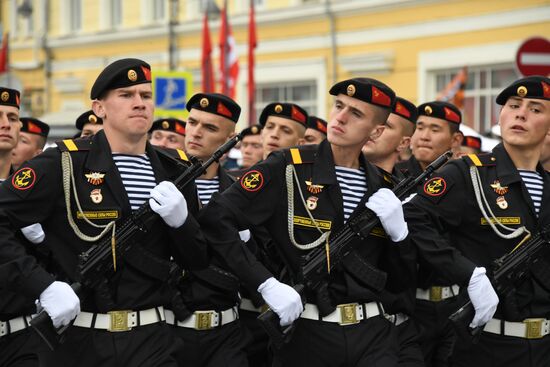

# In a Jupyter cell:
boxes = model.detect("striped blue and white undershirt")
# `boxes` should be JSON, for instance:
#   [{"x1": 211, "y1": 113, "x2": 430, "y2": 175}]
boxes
[
  {"x1": 335, "y1": 166, "x2": 367, "y2": 222},
  {"x1": 518, "y1": 169, "x2": 543, "y2": 216},
  {"x1": 113, "y1": 154, "x2": 156, "y2": 211},
  {"x1": 195, "y1": 177, "x2": 220, "y2": 205}
]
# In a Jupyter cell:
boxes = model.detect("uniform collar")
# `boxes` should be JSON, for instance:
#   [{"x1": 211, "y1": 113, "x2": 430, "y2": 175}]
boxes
[{"x1": 494, "y1": 143, "x2": 533, "y2": 186}]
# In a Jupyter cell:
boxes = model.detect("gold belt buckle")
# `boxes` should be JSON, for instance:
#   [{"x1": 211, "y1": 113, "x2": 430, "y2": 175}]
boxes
[
  {"x1": 108, "y1": 310, "x2": 131, "y2": 332},
  {"x1": 524, "y1": 318, "x2": 544, "y2": 339},
  {"x1": 337, "y1": 303, "x2": 359, "y2": 325},
  {"x1": 429, "y1": 286, "x2": 443, "y2": 302},
  {"x1": 195, "y1": 311, "x2": 215, "y2": 330}
]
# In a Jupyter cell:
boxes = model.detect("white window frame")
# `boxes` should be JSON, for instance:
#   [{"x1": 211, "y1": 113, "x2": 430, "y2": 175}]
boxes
[
  {"x1": 418, "y1": 41, "x2": 522, "y2": 132},
  {"x1": 60, "y1": 0, "x2": 82, "y2": 34}
]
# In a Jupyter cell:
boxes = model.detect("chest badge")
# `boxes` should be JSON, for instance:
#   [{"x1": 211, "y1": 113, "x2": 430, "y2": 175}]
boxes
[
  {"x1": 496, "y1": 196, "x2": 508, "y2": 210},
  {"x1": 90, "y1": 189, "x2": 103, "y2": 204},
  {"x1": 490, "y1": 180, "x2": 508, "y2": 195},
  {"x1": 306, "y1": 196, "x2": 318, "y2": 210},
  {"x1": 85, "y1": 172, "x2": 106, "y2": 185},
  {"x1": 305, "y1": 181, "x2": 324, "y2": 194}
]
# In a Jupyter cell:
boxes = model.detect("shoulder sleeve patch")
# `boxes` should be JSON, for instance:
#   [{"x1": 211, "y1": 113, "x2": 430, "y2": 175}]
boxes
[
  {"x1": 240, "y1": 170, "x2": 264, "y2": 192},
  {"x1": 11, "y1": 167, "x2": 37, "y2": 191},
  {"x1": 423, "y1": 177, "x2": 447, "y2": 196}
]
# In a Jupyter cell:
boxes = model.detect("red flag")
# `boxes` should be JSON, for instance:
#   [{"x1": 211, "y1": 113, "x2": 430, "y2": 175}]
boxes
[
  {"x1": 201, "y1": 12, "x2": 215, "y2": 93},
  {"x1": 0, "y1": 33, "x2": 9, "y2": 74},
  {"x1": 248, "y1": 0, "x2": 257, "y2": 125},
  {"x1": 437, "y1": 66, "x2": 468, "y2": 109},
  {"x1": 219, "y1": 1, "x2": 239, "y2": 98}
]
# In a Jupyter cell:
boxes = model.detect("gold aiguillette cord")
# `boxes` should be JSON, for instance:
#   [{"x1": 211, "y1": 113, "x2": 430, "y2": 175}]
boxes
[
  {"x1": 111, "y1": 225, "x2": 117, "y2": 271},
  {"x1": 325, "y1": 237, "x2": 331, "y2": 274}
]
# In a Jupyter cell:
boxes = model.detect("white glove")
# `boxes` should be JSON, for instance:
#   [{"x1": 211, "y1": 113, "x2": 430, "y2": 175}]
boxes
[
  {"x1": 257, "y1": 277, "x2": 303, "y2": 326},
  {"x1": 468, "y1": 267, "x2": 499, "y2": 328},
  {"x1": 365, "y1": 188, "x2": 408, "y2": 242},
  {"x1": 38, "y1": 281, "x2": 80, "y2": 328},
  {"x1": 21, "y1": 223, "x2": 45, "y2": 244},
  {"x1": 239, "y1": 229, "x2": 251, "y2": 243},
  {"x1": 149, "y1": 181, "x2": 188, "y2": 228}
]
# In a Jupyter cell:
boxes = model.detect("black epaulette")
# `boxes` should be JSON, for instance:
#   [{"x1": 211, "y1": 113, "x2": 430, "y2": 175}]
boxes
[
  {"x1": 464, "y1": 153, "x2": 496, "y2": 167},
  {"x1": 56, "y1": 138, "x2": 92, "y2": 152},
  {"x1": 283, "y1": 145, "x2": 316, "y2": 165},
  {"x1": 154, "y1": 146, "x2": 189, "y2": 164}
]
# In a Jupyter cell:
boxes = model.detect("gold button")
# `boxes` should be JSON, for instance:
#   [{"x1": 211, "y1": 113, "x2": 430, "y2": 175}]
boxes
[
  {"x1": 424, "y1": 105, "x2": 433, "y2": 116},
  {"x1": 0, "y1": 91, "x2": 9, "y2": 102},
  {"x1": 274, "y1": 104, "x2": 283, "y2": 113},
  {"x1": 127, "y1": 69, "x2": 138, "y2": 82},
  {"x1": 346, "y1": 84, "x2": 356, "y2": 97},
  {"x1": 200, "y1": 98, "x2": 209, "y2": 108},
  {"x1": 517, "y1": 86, "x2": 527, "y2": 97},
  {"x1": 162, "y1": 120, "x2": 170, "y2": 129}
]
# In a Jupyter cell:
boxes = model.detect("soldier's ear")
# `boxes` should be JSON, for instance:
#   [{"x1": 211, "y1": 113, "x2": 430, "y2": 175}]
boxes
[
  {"x1": 91, "y1": 100, "x2": 106, "y2": 119},
  {"x1": 369, "y1": 124, "x2": 385, "y2": 141}
]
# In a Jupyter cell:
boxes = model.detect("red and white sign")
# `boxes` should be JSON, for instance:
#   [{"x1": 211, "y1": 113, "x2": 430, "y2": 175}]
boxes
[{"x1": 515, "y1": 37, "x2": 550, "y2": 77}]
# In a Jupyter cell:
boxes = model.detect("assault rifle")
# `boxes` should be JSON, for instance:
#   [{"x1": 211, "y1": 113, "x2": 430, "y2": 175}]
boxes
[
  {"x1": 449, "y1": 224, "x2": 550, "y2": 341},
  {"x1": 258, "y1": 151, "x2": 453, "y2": 349},
  {"x1": 30, "y1": 134, "x2": 242, "y2": 350}
]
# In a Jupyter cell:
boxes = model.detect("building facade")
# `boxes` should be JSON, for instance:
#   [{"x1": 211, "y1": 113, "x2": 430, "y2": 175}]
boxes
[{"x1": 1, "y1": 0, "x2": 549, "y2": 138}]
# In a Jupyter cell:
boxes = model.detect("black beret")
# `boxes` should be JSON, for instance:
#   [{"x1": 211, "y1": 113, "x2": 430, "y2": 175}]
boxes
[
  {"x1": 392, "y1": 97, "x2": 418, "y2": 124},
  {"x1": 258, "y1": 102, "x2": 308, "y2": 127},
  {"x1": 90, "y1": 58, "x2": 152, "y2": 100},
  {"x1": 496, "y1": 75, "x2": 550, "y2": 105},
  {"x1": 0, "y1": 87, "x2": 20, "y2": 109},
  {"x1": 19, "y1": 117, "x2": 49, "y2": 137},
  {"x1": 76, "y1": 110, "x2": 103, "y2": 130},
  {"x1": 329, "y1": 77, "x2": 395, "y2": 109},
  {"x1": 150, "y1": 118, "x2": 186, "y2": 136},
  {"x1": 186, "y1": 93, "x2": 240, "y2": 123},
  {"x1": 306, "y1": 116, "x2": 327, "y2": 135},
  {"x1": 462, "y1": 135, "x2": 482, "y2": 150},
  {"x1": 241, "y1": 124, "x2": 262, "y2": 138},
  {"x1": 417, "y1": 101, "x2": 461, "y2": 124}
]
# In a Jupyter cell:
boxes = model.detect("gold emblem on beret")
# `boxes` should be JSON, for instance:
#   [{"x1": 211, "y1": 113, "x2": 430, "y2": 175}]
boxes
[
  {"x1": 88, "y1": 115, "x2": 97, "y2": 124},
  {"x1": 346, "y1": 84, "x2": 356, "y2": 97},
  {"x1": 517, "y1": 86, "x2": 527, "y2": 98},
  {"x1": 251, "y1": 126, "x2": 259, "y2": 134},
  {"x1": 200, "y1": 98, "x2": 209, "y2": 108},
  {"x1": 424, "y1": 105, "x2": 433, "y2": 116},
  {"x1": 162, "y1": 120, "x2": 170, "y2": 129},
  {"x1": 0, "y1": 91, "x2": 9, "y2": 102},
  {"x1": 274, "y1": 104, "x2": 283, "y2": 113},
  {"x1": 127, "y1": 69, "x2": 138, "y2": 82}
]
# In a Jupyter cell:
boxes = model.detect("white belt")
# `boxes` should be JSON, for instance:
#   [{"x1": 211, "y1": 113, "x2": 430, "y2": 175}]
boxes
[
  {"x1": 165, "y1": 307, "x2": 238, "y2": 330},
  {"x1": 73, "y1": 306, "x2": 165, "y2": 332},
  {"x1": 484, "y1": 318, "x2": 550, "y2": 339},
  {"x1": 0, "y1": 316, "x2": 32, "y2": 338},
  {"x1": 416, "y1": 285, "x2": 460, "y2": 302},
  {"x1": 385, "y1": 312, "x2": 410, "y2": 326},
  {"x1": 239, "y1": 298, "x2": 268, "y2": 313},
  {"x1": 300, "y1": 302, "x2": 383, "y2": 326}
]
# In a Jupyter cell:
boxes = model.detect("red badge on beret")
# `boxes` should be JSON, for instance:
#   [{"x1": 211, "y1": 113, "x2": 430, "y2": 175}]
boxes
[
  {"x1": 372, "y1": 86, "x2": 391, "y2": 107},
  {"x1": 395, "y1": 101, "x2": 410, "y2": 118},
  {"x1": 444, "y1": 107, "x2": 460, "y2": 123},
  {"x1": 423, "y1": 177, "x2": 447, "y2": 197},
  {"x1": 316, "y1": 120, "x2": 327, "y2": 133},
  {"x1": 542, "y1": 81, "x2": 550, "y2": 99},
  {"x1": 291, "y1": 106, "x2": 306, "y2": 124},
  {"x1": 27, "y1": 122, "x2": 42, "y2": 134},
  {"x1": 175, "y1": 123, "x2": 185, "y2": 135},
  {"x1": 240, "y1": 170, "x2": 264, "y2": 192},
  {"x1": 140, "y1": 65, "x2": 151, "y2": 81},
  {"x1": 217, "y1": 102, "x2": 232, "y2": 118}
]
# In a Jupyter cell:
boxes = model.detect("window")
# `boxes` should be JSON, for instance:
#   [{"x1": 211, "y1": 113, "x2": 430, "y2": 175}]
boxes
[
  {"x1": 152, "y1": 0, "x2": 166, "y2": 21},
  {"x1": 434, "y1": 65, "x2": 518, "y2": 134},
  {"x1": 254, "y1": 81, "x2": 317, "y2": 121},
  {"x1": 69, "y1": 0, "x2": 82, "y2": 32},
  {"x1": 109, "y1": 0, "x2": 123, "y2": 28}
]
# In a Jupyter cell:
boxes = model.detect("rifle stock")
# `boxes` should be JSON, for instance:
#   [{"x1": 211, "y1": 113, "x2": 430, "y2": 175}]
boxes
[
  {"x1": 30, "y1": 134, "x2": 242, "y2": 350},
  {"x1": 258, "y1": 151, "x2": 453, "y2": 347}
]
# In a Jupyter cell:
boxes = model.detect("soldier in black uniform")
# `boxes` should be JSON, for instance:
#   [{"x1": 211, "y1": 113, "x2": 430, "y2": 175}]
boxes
[
  {"x1": 75, "y1": 109, "x2": 103, "y2": 138},
  {"x1": 303, "y1": 115, "x2": 328, "y2": 144},
  {"x1": 0, "y1": 59, "x2": 208, "y2": 366},
  {"x1": 396, "y1": 101, "x2": 465, "y2": 367},
  {"x1": 0, "y1": 87, "x2": 47, "y2": 367},
  {"x1": 200, "y1": 78, "x2": 418, "y2": 367},
  {"x1": 395, "y1": 101, "x2": 463, "y2": 179},
  {"x1": 11, "y1": 117, "x2": 49, "y2": 170},
  {"x1": 166, "y1": 92, "x2": 249, "y2": 367},
  {"x1": 405, "y1": 75, "x2": 550, "y2": 367},
  {"x1": 239, "y1": 124, "x2": 263, "y2": 171},
  {"x1": 454, "y1": 135, "x2": 482, "y2": 158},
  {"x1": 363, "y1": 97, "x2": 424, "y2": 367},
  {"x1": 149, "y1": 117, "x2": 186, "y2": 150}
]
